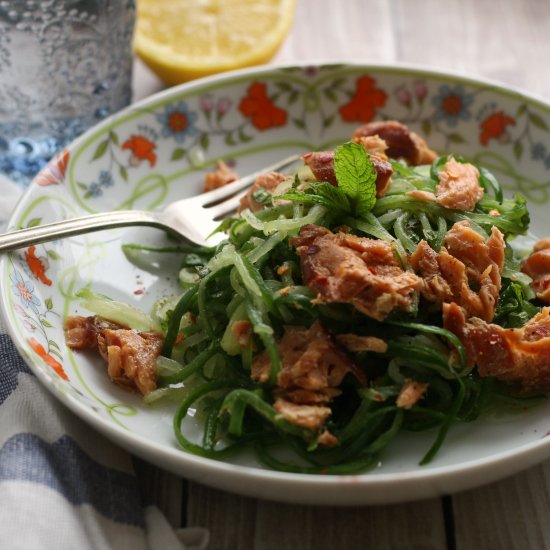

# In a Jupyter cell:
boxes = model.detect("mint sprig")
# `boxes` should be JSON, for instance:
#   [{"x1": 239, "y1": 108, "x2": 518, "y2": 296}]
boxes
[
  {"x1": 334, "y1": 141, "x2": 377, "y2": 216},
  {"x1": 275, "y1": 142, "x2": 377, "y2": 218}
]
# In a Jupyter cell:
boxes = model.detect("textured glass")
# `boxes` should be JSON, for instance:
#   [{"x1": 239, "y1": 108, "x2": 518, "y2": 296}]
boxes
[{"x1": 0, "y1": 0, "x2": 135, "y2": 186}]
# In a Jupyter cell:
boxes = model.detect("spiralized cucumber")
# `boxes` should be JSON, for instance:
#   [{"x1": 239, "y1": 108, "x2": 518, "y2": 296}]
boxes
[{"x1": 114, "y1": 149, "x2": 540, "y2": 474}]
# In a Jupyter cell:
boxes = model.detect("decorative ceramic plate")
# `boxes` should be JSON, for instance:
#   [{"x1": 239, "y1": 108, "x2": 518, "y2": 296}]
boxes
[{"x1": 2, "y1": 63, "x2": 550, "y2": 505}]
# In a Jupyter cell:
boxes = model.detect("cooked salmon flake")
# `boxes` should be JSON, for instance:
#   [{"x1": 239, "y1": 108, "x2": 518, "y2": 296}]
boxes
[
  {"x1": 65, "y1": 315, "x2": 163, "y2": 395},
  {"x1": 396, "y1": 379, "x2": 429, "y2": 409},
  {"x1": 238, "y1": 171, "x2": 289, "y2": 213},
  {"x1": 251, "y1": 321, "x2": 364, "y2": 439},
  {"x1": 521, "y1": 238, "x2": 550, "y2": 303},
  {"x1": 203, "y1": 160, "x2": 238, "y2": 192},
  {"x1": 352, "y1": 120, "x2": 437, "y2": 166},
  {"x1": 443, "y1": 303, "x2": 550, "y2": 393},
  {"x1": 409, "y1": 221, "x2": 504, "y2": 322},
  {"x1": 292, "y1": 224, "x2": 422, "y2": 321},
  {"x1": 435, "y1": 158, "x2": 483, "y2": 211}
]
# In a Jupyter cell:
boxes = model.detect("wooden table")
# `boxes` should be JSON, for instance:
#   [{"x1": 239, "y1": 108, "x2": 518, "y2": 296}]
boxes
[{"x1": 133, "y1": 1, "x2": 550, "y2": 548}]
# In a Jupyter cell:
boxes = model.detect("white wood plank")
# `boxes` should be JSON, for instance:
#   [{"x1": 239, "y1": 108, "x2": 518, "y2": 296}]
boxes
[
  {"x1": 453, "y1": 462, "x2": 550, "y2": 549},
  {"x1": 187, "y1": 480, "x2": 448, "y2": 550},
  {"x1": 132, "y1": 457, "x2": 183, "y2": 528},
  {"x1": 254, "y1": 497, "x2": 447, "y2": 550},
  {"x1": 187, "y1": 482, "x2": 257, "y2": 550}
]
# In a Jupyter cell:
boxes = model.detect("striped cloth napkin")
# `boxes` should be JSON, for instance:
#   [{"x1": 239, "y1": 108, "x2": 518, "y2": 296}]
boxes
[{"x1": 0, "y1": 175, "x2": 208, "y2": 550}]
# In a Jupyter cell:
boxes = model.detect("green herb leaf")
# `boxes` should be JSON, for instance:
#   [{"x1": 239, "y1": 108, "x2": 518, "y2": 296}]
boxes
[
  {"x1": 494, "y1": 279, "x2": 539, "y2": 328},
  {"x1": 277, "y1": 182, "x2": 350, "y2": 214},
  {"x1": 333, "y1": 141, "x2": 377, "y2": 216}
]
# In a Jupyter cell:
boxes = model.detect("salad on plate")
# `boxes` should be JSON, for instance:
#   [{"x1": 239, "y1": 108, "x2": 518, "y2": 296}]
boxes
[{"x1": 64, "y1": 119, "x2": 550, "y2": 475}]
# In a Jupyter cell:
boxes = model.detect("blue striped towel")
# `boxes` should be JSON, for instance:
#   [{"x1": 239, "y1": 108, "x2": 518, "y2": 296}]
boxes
[{"x1": 0, "y1": 176, "x2": 208, "y2": 550}]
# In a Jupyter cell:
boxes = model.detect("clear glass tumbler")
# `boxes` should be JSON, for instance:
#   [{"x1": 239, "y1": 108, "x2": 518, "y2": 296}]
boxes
[{"x1": 0, "y1": 0, "x2": 135, "y2": 186}]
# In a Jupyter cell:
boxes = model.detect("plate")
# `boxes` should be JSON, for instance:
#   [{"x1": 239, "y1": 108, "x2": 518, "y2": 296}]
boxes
[{"x1": 2, "y1": 63, "x2": 550, "y2": 506}]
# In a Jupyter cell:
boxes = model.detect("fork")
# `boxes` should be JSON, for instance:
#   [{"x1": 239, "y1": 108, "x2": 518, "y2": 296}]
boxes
[{"x1": 0, "y1": 154, "x2": 301, "y2": 252}]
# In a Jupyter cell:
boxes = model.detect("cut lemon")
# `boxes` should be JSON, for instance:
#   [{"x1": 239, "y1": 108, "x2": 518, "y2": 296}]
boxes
[{"x1": 134, "y1": 0, "x2": 296, "y2": 86}]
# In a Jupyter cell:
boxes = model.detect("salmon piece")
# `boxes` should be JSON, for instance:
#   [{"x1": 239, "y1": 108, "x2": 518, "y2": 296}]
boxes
[
  {"x1": 238, "y1": 171, "x2": 288, "y2": 212},
  {"x1": 291, "y1": 224, "x2": 421, "y2": 321},
  {"x1": 352, "y1": 134, "x2": 389, "y2": 158},
  {"x1": 273, "y1": 398, "x2": 331, "y2": 431},
  {"x1": 409, "y1": 221, "x2": 504, "y2": 322},
  {"x1": 251, "y1": 321, "x2": 363, "y2": 436},
  {"x1": 317, "y1": 429, "x2": 339, "y2": 447},
  {"x1": 352, "y1": 120, "x2": 437, "y2": 165},
  {"x1": 409, "y1": 240, "x2": 453, "y2": 304},
  {"x1": 302, "y1": 151, "x2": 338, "y2": 185},
  {"x1": 406, "y1": 189, "x2": 437, "y2": 202},
  {"x1": 406, "y1": 159, "x2": 483, "y2": 211},
  {"x1": 251, "y1": 321, "x2": 358, "y2": 392},
  {"x1": 276, "y1": 322, "x2": 357, "y2": 392},
  {"x1": 203, "y1": 160, "x2": 238, "y2": 192},
  {"x1": 443, "y1": 302, "x2": 550, "y2": 393},
  {"x1": 336, "y1": 334, "x2": 388, "y2": 353},
  {"x1": 396, "y1": 379, "x2": 429, "y2": 409},
  {"x1": 65, "y1": 315, "x2": 101, "y2": 350},
  {"x1": 302, "y1": 150, "x2": 393, "y2": 198},
  {"x1": 231, "y1": 320, "x2": 253, "y2": 348},
  {"x1": 521, "y1": 239, "x2": 550, "y2": 302},
  {"x1": 65, "y1": 315, "x2": 164, "y2": 395},
  {"x1": 278, "y1": 387, "x2": 342, "y2": 405},
  {"x1": 98, "y1": 329, "x2": 163, "y2": 395},
  {"x1": 64, "y1": 315, "x2": 122, "y2": 350},
  {"x1": 534, "y1": 238, "x2": 550, "y2": 252},
  {"x1": 435, "y1": 158, "x2": 483, "y2": 211}
]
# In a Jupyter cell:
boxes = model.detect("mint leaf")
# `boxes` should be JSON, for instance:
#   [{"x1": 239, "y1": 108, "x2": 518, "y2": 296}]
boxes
[
  {"x1": 334, "y1": 142, "x2": 377, "y2": 216},
  {"x1": 275, "y1": 142, "x2": 377, "y2": 219},
  {"x1": 277, "y1": 182, "x2": 350, "y2": 214}
]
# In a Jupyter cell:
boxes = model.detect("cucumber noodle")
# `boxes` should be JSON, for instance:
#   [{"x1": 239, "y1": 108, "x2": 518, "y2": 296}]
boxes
[{"x1": 118, "y1": 153, "x2": 541, "y2": 474}]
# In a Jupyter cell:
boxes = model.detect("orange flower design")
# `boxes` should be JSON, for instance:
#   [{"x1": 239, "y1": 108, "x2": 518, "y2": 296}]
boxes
[
  {"x1": 28, "y1": 338, "x2": 68, "y2": 380},
  {"x1": 122, "y1": 135, "x2": 157, "y2": 167},
  {"x1": 35, "y1": 149, "x2": 69, "y2": 186},
  {"x1": 479, "y1": 111, "x2": 516, "y2": 145},
  {"x1": 24, "y1": 245, "x2": 52, "y2": 286},
  {"x1": 339, "y1": 75, "x2": 388, "y2": 123},
  {"x1": 238, "y1": 82, "x2": 287, "y2": 131}
]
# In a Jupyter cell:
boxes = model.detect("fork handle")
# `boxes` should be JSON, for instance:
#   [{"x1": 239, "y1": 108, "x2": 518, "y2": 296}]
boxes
[{"x1": 0, "y1": 210, "x2": 166, "y2": 252}]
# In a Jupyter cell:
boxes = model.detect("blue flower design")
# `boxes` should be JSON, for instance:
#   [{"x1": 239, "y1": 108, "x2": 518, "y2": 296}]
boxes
[
  {"x1": 431, "y1": 85, "x2": 474, "y2": 127},
  {"x1": 532, "y1": 142, "x2": 547, "y2": 160},
  {"x1": 155, "y1": 101, "x2": 199, "y2": 143},
  {"x1": 98, "y1": 170, "x2": 114, "y2": 188},
  {"x1": 87, "y1": 182, "x2": 103, "y2": 198},
  {"x1": 10, "y1": 269, "x2": 41, "y2": 314},
  {"x1": 84, "y1": 170, "x2": 114, "y2": 199}
]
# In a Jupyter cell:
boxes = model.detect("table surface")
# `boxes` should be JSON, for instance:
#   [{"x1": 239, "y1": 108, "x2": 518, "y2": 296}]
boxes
[{"x1": 131, "y1": 1, "x2": 550, "y2": 548}]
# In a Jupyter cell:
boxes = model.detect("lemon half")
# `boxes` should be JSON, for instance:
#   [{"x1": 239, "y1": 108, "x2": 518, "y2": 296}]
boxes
[{"x1": 134, "y1": 0, "x2": 296, "y2": 85}]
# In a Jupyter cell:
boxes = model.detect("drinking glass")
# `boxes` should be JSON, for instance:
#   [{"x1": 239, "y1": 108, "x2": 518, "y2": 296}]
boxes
[{"x1": 0, "y1": 0, "x2": 135, "y2": 186}]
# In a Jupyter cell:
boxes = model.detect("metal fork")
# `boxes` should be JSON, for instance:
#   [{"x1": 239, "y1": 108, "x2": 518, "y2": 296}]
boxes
[{"x1": 0, "y1": 154, "x2": 300, "y2": 251}]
